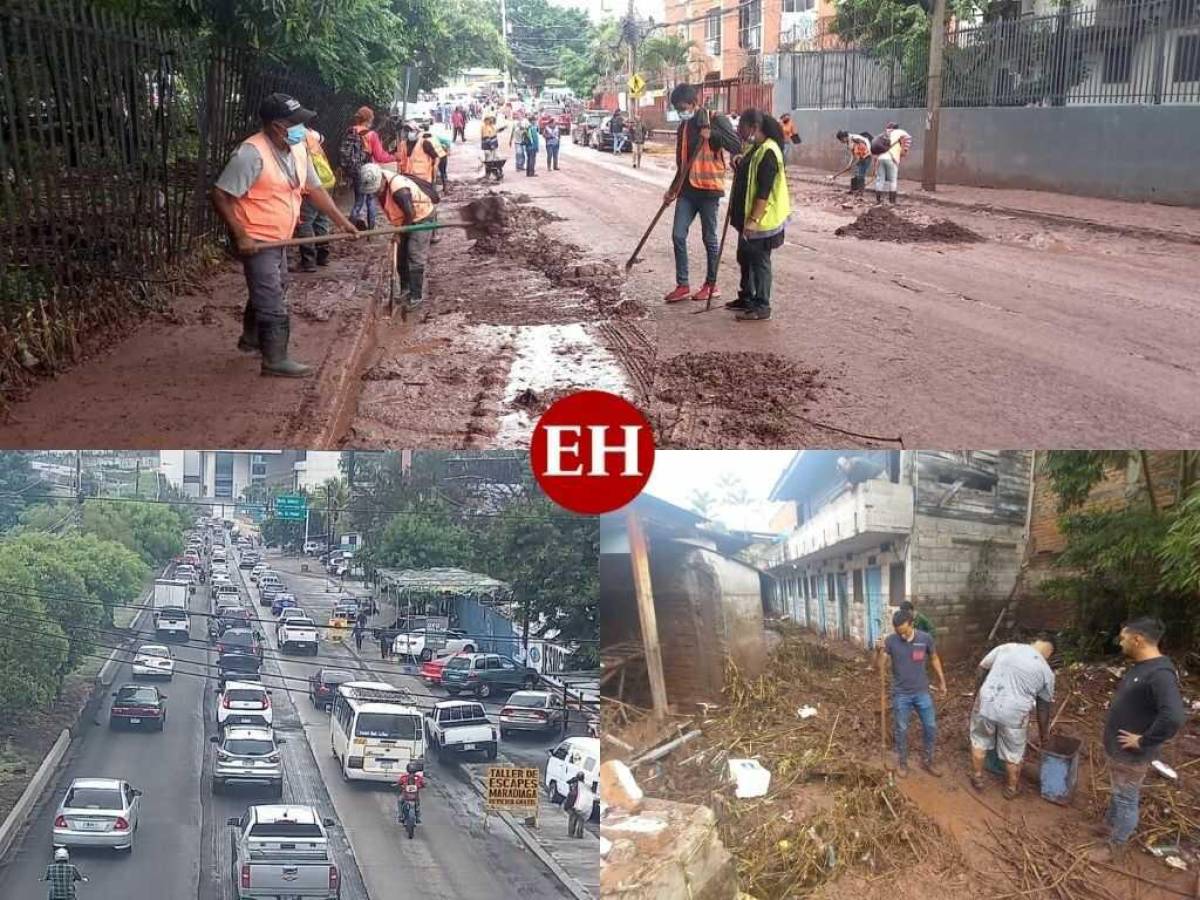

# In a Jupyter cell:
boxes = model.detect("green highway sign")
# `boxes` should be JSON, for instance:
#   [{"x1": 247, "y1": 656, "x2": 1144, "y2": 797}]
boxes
[{"x1": 275, "y1": 494, "x2": 307, "y2": 520}]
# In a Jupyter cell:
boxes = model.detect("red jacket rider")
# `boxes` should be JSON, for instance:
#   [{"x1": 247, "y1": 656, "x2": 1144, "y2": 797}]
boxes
[{"x1": 397, "y1": 770, "x2": 425, "y2": 823}]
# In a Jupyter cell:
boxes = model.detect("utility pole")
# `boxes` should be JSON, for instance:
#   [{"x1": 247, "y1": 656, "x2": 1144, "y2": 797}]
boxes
[
  {"x1": 921, "y1": 0, "x2": 947, "y2": 191},
  {"x1": 75, "y1": 450, "x2": 83, "y2": 528},
  {"x1": 134, "y1": 460, "x2": 141, "y2": 499},
  {"x1": 400, "y1": 65, "x2": 412, "y2": 124},
  {"x1": 499, "y1": 0, "x2": 510, "y2": 98}
]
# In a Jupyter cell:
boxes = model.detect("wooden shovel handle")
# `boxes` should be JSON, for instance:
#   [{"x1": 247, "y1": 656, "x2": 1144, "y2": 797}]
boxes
[{"x1": 250, "y1": 221, "x2": 465, "y2": 251}]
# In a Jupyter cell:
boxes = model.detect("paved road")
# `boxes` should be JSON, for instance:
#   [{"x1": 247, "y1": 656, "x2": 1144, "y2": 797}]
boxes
[{"x1": 249, "y1": 550, "x2": 572, "y2": 900}]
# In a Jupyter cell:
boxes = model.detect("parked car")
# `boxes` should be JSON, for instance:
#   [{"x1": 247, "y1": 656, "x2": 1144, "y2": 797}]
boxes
[
  {"x1": 303, "y1": 540, "x2": 327, "y2": 555},
  {"x1": 211, "y1": 727, "x2": 284, "y2": 796},
  {"x1": 225, "y1": 805, "x2": 340, "y2": 900},
  {"x1": 131, "y1": 644, "x2": 175, "y2": 680},
  {"x1": 217, "y1": 681, "x2": 274, "y2": 730},
  {"x1": 109, "y1": 684, "x2": 168, "y2": 731},
  {"x1": 216, "y1": 627, "x2": 264, "y2": 661},
  {"x1": 441, "y1": 653, "x2": 538, "y2": 699},
  {"x1": 545, "y1": 736, "x2": 600, "y2": 819},
  {"x1": 537, "y1": 105, "x2": 571, "y2": 132},
  {"x1": 308, "y1": 668, "x2": 355, "y2": 711},
  {"x1": 589, "y1": 115, "x2": 629, "y2": 152},
  {"x1": 424, "y1": 700, "x2": 498, "y2": 760},
  {"x1": 271, "y1": 593, "x2": 299, "y2": 617},
  {"x1": 53, "y1": 777, "x2": 142, "y2": 853},
  {"x1": 393, "y1": 627, "x2": 475, "y2": 662},
  {"x1": 499, "y1": 690, "x2": 566, "y2": 736},
  {"x1": 572, "y1": 109, "x2": 608, "y2": 145}
]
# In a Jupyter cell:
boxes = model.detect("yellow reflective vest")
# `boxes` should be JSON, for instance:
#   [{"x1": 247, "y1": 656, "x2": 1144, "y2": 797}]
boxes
[{"x1": 745, "y1": 138, "x2": 790, "y2": 233}]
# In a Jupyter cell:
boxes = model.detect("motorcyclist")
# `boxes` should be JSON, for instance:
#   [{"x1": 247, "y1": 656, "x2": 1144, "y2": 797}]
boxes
[
  {"x1": 396, "y1": 761, "x2": 425, "y2": 824},
  {"x1": 42, "y1": 847, "x2": 87, "y2": 900}
]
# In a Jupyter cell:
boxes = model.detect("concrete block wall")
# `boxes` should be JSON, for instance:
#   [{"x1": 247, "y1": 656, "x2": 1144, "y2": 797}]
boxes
[
  {"x1": 774, "y1": 103, "x2": 1200, "y2": 206},
  {"x1": 911, "y1": 512, "x2": 1026, "y2": 659}
]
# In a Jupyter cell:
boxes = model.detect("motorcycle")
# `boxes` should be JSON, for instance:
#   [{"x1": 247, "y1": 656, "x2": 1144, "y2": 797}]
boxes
[{"x1": 398, "y1": 794, "x2": 418, "y2": 839}]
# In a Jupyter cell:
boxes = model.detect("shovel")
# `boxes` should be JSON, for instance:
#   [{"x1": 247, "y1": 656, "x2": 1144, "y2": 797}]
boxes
[
  {"x1": 694, "y1": 200, "x2": 734, "y2": 314},
  {"x1": 624, "y1": 139, "x2": 704, "y2": 273}
]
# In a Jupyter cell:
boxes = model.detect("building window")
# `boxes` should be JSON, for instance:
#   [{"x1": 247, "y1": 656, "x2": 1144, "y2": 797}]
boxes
[
  {"x1": 738, "y1": 0, "x2": 762, "y2": 51},
  {"x1": 1102, "y1": 45, "x2": 1132, "y2": 84},
  {"x1": 705, "y1": 9, "x2": 721, "y2": 57},
  {"x1": 1173, "y1": 34, "x2": 1200, "y2": 82},
  {"x1": 214, "y1": 452, "x2": 234, "y2": 499},
  {"x1": 783, "y1": 0, "x2": 814, "y2": 11}
]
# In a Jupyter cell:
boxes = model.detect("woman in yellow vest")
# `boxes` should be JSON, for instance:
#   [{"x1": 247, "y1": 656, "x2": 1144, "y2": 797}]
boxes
[
  {"x1": 211, "y1": 93, "x2": 359, "y2": 377},
  {"x1": 725, "y1": 108, "x2": 791, "y2": 322},
  {"x1": 359, "y1": 163, "x2": 438, "y2": 306}
]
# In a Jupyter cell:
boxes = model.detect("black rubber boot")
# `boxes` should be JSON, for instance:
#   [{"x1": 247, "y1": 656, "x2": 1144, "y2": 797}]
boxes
[
  {"x1": 237, "y1": 301, "x2": 258, "y2": 353},
  {"x1": 889, "y1": 191, "x2": 898, "y2": 204},
  {"x1": 407, "y1": 268, "x2": 425, "y2": 307},
  {"x1": 875, "y1": 190, "x2": 883, "y2": 204},
  {"x1": 259, "y1": 318, "x2": 313, "y2": 378}
]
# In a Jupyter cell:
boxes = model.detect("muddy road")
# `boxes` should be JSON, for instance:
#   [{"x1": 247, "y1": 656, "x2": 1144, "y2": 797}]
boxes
[{"x1": 2, "y1": 126, "x2": 1198, "y2": 448}]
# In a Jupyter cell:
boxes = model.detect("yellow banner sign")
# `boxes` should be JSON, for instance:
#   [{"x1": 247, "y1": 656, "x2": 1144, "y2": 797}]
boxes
[{"x1": 486, "y1": 766, "x2": 540, "y2": 812}]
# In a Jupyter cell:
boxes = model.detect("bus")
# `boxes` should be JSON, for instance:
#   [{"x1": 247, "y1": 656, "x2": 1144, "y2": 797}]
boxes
[{"x1": 329, "y1": 682, "x2": 424, "y2": 782}]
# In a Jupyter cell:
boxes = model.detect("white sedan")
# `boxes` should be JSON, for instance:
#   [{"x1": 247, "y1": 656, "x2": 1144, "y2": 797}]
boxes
[{"x1": 131, "y1": 644, "x2": 174, "y2": 679}]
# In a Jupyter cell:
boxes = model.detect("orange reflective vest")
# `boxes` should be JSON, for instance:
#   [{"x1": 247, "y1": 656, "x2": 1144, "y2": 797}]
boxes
[
  {"x1": 676, "y1": 121, "x2": 726, "y2": 192},
  {"x1": 231, "y1": 131, "x2": 309, "y2": 242},
  {"x1": 397, "y1": 135, "x2": 443, "y2": 183},
  {"x1": 380, "y1": 172, "x2": 436, "y2": 226}
]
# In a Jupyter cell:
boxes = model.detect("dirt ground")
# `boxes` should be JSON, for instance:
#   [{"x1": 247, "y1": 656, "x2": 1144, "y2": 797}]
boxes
[
  {"x1": 2, "y1": 125, "x2": 1198, "y2": 447},
  {"x1": 604, "y1": 627, "x2": 1200, "y2": 899}
]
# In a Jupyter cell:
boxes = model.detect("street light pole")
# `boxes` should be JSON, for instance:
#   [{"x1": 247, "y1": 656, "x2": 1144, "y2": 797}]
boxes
[{"x1": 921, "y1": 0, "x2": 948, "y2": 191}]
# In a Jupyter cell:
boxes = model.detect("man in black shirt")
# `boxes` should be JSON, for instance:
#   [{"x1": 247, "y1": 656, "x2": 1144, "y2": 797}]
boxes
[{"x1": 1094, "y1": 616, "x2": 1185, "y2": 861}]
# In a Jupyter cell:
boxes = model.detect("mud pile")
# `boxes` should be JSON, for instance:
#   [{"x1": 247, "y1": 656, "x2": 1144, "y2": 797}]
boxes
[{"x1": 835, "y1": 206, "x2": 984, "y2": 244}]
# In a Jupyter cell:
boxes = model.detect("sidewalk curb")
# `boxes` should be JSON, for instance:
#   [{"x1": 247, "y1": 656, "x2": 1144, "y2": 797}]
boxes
[
  {"x1": 787, "y1": 171, "x2": 1200, "y2": 247},
  {"x1": 0, "y1": 729, "x2": 70, "y2": 864},
  {"x1": 339, "y1": 638, "x2": 596, "y2": 900}
]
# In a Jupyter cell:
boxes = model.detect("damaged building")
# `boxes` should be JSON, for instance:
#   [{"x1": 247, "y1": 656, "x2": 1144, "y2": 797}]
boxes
[
  {"x1": 600, "y1": 493, "x2": 770, "y2": 717},
  {"x1": 755, "y1": 450, "x2": 1032, "y2": 657}
]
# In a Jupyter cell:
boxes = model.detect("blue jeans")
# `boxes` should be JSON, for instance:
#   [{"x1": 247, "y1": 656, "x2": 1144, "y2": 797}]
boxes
[
  {"x1": 546, "y1": 143, "x2": 559, "y2": 169},
  {"x1": 671, "y1": 192, "x2": 720, "y2": 287},
  {"x1": 1105, "y1": 758, "x2": 1147, "y2": 843},
  {"x1": 892, "y1": 691, "x2": 937, "y2": 764},
  {"x1": 526, "y1": 149, "x2": 537, "y2": 176},
  {"x1": 351, "y1": 181, "x2": 377, "y2": 229}
]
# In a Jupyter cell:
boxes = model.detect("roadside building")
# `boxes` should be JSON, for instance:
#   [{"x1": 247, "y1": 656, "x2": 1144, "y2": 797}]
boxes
[{"x1": 753, "y1": 451, "x2": 1032, "y2": 657}]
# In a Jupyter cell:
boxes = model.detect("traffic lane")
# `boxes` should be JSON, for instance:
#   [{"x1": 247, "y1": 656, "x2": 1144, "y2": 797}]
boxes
[
  {"x1": 0, "y1": 594, "x2": 206, "y2": 900},
  {"x1": 248, "y1": 573, "x2": 571, "y2": 900},
  {"x1": 199, "y1": 586, "x2": 369, "y2": 900}
]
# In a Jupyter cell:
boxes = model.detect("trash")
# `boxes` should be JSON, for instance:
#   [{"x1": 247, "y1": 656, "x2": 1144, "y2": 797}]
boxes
[
  {"x1": 1105, "y1": 666, "x2": 1126, "y2": 679},
  {"x1": 600, "y1": 760, "x2": 645, "y2": 812},
  {"x1": 797, "y1": 706, "x2": 819, "y2": 719},
  {"x1": 728, "y1": 758, "x2": 772, "y2": 798},
  {"x1": 1165, "y1": 856, "x2": 1188, "y2": 871},
  {"x1": 1191, "y1": 699, "x2": 1200, "y2": 712},
  {"x1": 1152, "y1": 759, "x2": 1179, "y2": 780},
  {"x1": 600, "y1": 836, "x2": 612, "y2": 858},
  {"x1": 1148, "y1": 843, "x2": 1181, "y2": 858}
]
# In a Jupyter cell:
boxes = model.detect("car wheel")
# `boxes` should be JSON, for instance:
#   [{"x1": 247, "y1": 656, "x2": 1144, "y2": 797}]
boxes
[
  {"x1": 486, "y1": 743, "x2": 498, "y2": 761},
  {"x1": 446, "y1": 689, "x2": 459, "y2": 697},
  {"x1": 212, "y1": 778, "x2": 223, "y2": 795},
  {"x1": 549, "y1": 780, "x2": 563, "y2": 803},
  {"x1": 419, "y1": 648, "x2": 432, "y2": 662},
  {"x1": 477, "y1": 683, "x2": 491, "y2": 699},
  {"x1": 272, "y1": 780, "x2": 284, "y2": 798},
  {"x1": 500, "y1": 728, "x2": 509, "y2": 739}
]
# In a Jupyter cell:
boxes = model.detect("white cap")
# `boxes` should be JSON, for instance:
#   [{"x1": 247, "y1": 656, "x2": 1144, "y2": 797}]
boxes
[
  {"x1": 55, "y1": 847, "x2": 69, "y2": 861},
  {"x1": 359, "y1": 163, "x2": 384, "y2": 194}
]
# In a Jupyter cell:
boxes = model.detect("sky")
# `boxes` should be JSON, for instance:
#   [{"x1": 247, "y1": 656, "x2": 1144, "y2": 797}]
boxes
[
  {"x1": 550, "y1": 0, "x2": 663, "y2": 24},
  {"x1": 644, "y1": 450, "x2": 797, "y2": 531}
]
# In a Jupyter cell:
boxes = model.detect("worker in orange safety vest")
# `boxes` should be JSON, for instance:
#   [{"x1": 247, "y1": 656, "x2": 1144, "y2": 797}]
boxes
[
  {"x1": 359, "y1": 162, "x2": 438, "y2": 307},
  {"x1": 211, "y1": 93, "x2": 360, "y2": 377}
]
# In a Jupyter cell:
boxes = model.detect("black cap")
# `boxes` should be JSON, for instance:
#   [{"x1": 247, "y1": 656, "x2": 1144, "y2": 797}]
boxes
[{"x1": 259, "y1": 92, "x2": 316, "y2": 125}]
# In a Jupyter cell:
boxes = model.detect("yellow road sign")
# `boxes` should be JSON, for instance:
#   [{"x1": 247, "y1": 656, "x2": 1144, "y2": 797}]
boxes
[{"x1": 628, "y1": 73, "x2": 646, "y2": 96}]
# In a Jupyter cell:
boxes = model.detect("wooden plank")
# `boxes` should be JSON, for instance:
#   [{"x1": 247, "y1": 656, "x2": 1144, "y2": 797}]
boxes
[{"x1": 626, "y1": 511, "x2": 669, "y2": 719}]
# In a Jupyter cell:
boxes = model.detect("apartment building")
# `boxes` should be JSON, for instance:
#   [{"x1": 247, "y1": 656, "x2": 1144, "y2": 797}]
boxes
[
  {"x1": 160, "y1": 450, "x2": 342, "y2": 512},
  {"x1": 753, "y1": 450, "x2": 1032, "y2": 657},
  {"x1": 664, "y1": 0, "x2": 836, "y2": 80}
]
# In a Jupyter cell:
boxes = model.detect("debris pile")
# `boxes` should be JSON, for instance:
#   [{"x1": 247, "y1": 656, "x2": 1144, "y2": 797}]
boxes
[{"x1": 834, "y1": 206, "x2": 985, "y2": 244}]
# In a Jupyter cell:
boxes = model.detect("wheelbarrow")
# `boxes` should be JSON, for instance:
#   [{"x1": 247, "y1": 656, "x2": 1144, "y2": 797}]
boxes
[{"x1": 483, "y1": 157, "x2": 507, "y2": 183}]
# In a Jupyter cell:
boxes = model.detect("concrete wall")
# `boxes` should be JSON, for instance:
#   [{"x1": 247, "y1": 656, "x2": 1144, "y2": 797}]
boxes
[{"x1": 775, "y1": 103, "x2": 1200, "y2": 206}]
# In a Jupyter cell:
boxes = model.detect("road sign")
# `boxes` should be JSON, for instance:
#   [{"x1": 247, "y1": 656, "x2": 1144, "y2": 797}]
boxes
[
  {"x1": 485, "y1": 766, "x2": 540, "y2": 817},
  {"x1": 628, "y1": 73, "x2": 646, "y2": 96},
  {"x1": 274, "y1": 494, "x2": 307, "y2": 520}
]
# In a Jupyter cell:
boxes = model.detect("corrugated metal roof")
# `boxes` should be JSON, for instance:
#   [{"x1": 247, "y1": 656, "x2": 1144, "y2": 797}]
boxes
[{"x1": 376, "y1": 566, "x2": 511, "y2": 597}]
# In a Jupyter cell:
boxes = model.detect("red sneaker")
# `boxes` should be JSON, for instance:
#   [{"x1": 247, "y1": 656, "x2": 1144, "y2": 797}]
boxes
[
  {"x1": 692, "y1": 283, "x2": 720, "y2": 302},
  {"x1": 664, "y1": 285, "x2": 692, "y2": 303}
]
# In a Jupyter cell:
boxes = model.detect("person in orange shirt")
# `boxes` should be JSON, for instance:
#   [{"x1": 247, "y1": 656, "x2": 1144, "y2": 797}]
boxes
[{"x1": 211, "y1": 93, "x2": 359, "y2": 377}]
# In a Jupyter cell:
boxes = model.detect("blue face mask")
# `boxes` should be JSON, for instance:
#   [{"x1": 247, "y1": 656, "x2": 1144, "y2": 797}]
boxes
[
  {"x1": 285, "y1": 124, "x2": 306, "y2": 145},
  {"x1": 678, "y1": 110, "x2": 695, "y2": 121}
]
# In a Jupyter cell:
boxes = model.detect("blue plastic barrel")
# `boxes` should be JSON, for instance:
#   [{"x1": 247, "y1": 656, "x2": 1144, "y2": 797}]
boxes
[{"x1": 1039, "y1": 735, "x2": 1082, "y2": 805}]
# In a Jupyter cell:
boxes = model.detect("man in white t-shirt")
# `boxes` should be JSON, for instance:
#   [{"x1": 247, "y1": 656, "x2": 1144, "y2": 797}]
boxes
[
  {"x1": 969, "y1": 637, "x2": 1055, "y2": 799},
  {"x1": 873, "y1": 121, "x2": 912, "y2": 205}
]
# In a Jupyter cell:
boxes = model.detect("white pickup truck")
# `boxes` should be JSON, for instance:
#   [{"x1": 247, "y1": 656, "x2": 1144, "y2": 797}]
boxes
[
  {"x1": 277, "y1": 617, "x2": 319, "y2": 655},
  {"x1": 424, "y1": 700, "x2": 498, "y2": 760},
  {"x1": 227, "y1": 805, "x2": 340, "y2": 900}
]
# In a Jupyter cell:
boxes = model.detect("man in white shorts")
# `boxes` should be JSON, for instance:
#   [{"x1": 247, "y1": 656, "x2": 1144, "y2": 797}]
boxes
[
  {"x1": 872, "y1": 121, "x2": 911, "y2": 205},
  {"x1": 969, "y1": 637, "x2": 1056, "y2": 799}
]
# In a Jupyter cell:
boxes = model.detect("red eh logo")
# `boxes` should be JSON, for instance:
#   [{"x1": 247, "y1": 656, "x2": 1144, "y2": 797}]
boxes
[{"x1": 530, "y1": 391, "x2": 656, "y2": 515}]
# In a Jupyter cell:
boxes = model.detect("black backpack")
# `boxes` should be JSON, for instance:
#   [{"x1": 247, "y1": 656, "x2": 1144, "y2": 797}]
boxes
[
  {"x1": 870, "y1": 132, "x2": 895, "y2": 156},
  {"x1": 339, "y1": 126, "x2": 369, "y2": 177}
]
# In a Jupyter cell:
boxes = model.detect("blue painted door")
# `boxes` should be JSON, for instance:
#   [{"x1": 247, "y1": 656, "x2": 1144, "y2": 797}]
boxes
[
  {"x1": 865, "y1": 566, "x2": 883, "y2": 646},
  {"x1": 836, "y1": 573, "x2": 850, "y2": 640},
  {"x1": 816, "y1": 577, "x2": 827, "y2": 634}
]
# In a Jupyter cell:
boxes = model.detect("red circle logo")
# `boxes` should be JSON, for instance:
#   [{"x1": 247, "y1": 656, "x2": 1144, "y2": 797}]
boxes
[{"x1": 530, "y1": 391, "x2": 656, "y2": 515}]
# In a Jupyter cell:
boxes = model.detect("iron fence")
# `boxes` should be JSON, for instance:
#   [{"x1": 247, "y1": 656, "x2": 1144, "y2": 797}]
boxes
[
  {"x1": 782, "y1": 0, "x2": 1200, "y2": 109},
  {"x1": 0, "y1": 0, "x2": 366, "y2": 382}
]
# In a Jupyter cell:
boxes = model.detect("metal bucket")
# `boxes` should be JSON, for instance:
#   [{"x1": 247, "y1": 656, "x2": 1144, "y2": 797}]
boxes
[{"x1": 1039, "y1": 734, "x2": 1082, "y2": 805}]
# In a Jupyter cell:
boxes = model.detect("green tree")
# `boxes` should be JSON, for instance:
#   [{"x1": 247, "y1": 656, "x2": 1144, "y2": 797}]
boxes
[
  {"x1": 504, "y1": 0, "x2": 594, "y2": 93},
  {"x1": 640, "y1": 33, "x2": 695, "y2": 88},
  {"x1": 0, "y1": 585, "x2": 67, "y2": 720},
  {"x1": 0, "y1": 453, "x2": 51, "y2": 532},
  {"x1": 365, "y1": 502, "x2": 474, "y2": 572}
]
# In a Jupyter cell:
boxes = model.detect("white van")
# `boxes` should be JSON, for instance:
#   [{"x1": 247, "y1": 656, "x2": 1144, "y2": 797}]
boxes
[{"x1": 545, "y1": 736, "x2": 599, "y2": 818}]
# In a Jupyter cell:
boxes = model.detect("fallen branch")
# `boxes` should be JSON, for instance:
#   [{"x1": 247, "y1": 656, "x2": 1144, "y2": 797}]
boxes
[{"x1": 630, "y1": 729, "x2": 703, "y2": 768}]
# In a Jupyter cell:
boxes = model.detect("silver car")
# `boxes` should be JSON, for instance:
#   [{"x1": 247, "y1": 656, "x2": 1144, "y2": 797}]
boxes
[
  {"x1": 211, "y1": 727, "x2": 285, "y2": 796},
  {"x1": 53, "y1": 777, "x2": 142, "y2": 852}
]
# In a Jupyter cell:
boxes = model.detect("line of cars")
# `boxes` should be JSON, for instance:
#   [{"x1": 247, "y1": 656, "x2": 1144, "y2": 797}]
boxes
[{"x1": 570, "y1": 108, "x2": 629, "y2": 152}]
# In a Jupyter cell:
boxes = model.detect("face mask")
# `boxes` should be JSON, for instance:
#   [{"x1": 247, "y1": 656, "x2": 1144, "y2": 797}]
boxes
[
  {"x1": 285, "y1": 124, "x2": 306, "y2": 145},
  {"x1": 678, "y1": 110, "x2": 695, "y2": 121}
]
